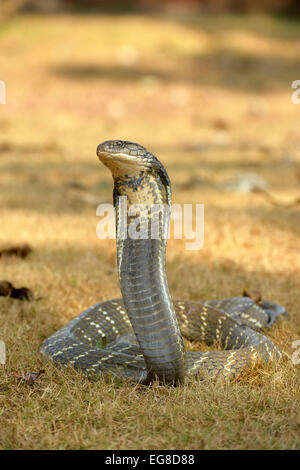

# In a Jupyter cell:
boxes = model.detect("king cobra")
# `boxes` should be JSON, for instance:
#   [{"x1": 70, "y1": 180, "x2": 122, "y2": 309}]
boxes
[{"x1": 41, "y1": 140, "x2": 286, "y2": 384}]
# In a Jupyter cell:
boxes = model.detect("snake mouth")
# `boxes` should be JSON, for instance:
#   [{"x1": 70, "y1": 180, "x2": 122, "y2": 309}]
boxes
[
  {"x1": 97, "y1": 141, "x2": 138, "y2": 162},
  {"x1": 97, "y1": 150, "x2": 142, "y2": 177},
  {"x1": 97, "y1": 142, "x2": 151, "y2": 177},
  {"x1": 97, "y1": 148, "x2": 137, "y2": 163}
]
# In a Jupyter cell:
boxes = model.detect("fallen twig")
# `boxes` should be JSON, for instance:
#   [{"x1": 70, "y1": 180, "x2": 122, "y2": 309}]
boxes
[{"x1": 253, "y1": 188, "x2": 300, "y2": 208}]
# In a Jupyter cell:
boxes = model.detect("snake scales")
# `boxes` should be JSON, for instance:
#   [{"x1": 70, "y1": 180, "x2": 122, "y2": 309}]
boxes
[{"x1": 41, "y1": 140, "x2": 286, "y2": 384}]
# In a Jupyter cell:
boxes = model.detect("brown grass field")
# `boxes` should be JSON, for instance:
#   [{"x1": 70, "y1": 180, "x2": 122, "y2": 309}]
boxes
[{"x1": 0, "y1": 12, "x2": 299, "y2": 450}]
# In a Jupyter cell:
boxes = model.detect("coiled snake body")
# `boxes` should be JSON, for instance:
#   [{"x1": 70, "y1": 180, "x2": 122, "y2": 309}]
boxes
[{"x1": 41, "y1": 140, "x2": 286, "y2": 384}]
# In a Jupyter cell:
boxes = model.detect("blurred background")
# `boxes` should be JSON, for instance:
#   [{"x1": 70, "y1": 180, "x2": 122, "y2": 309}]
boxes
[
  {"x1": 1, "y1": 0, "x2": 300, "y2": 276},
  {"x1": 0, "y1": 0, "x2": 300, "y2": 305},
  {"x1": 1, "y1": 0, "x2": 300, "y2": 450}
]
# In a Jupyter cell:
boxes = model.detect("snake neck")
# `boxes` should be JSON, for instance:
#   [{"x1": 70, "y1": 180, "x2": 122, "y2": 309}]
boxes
[{"x1": 114, "y1": 170, "x2": 186, "y2": 385}]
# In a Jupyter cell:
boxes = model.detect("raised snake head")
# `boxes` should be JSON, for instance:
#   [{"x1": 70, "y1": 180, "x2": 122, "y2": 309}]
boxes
[{"x1": 97, "y1": 139, "x2": 172, "y2": 206}]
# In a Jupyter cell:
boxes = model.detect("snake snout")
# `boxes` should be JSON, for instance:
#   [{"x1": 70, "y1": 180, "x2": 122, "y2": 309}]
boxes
[{"x1": 97, "y1": 141, "x2": 111, "y2": 157}]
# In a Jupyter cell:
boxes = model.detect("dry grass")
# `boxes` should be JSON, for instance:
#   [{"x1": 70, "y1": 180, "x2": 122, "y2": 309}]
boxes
[{"x1": 0, "y1": 12, "x2": 300, "y2": 450}]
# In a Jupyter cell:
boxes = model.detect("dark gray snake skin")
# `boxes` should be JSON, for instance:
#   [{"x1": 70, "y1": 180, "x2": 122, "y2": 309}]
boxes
[{"x1": 41, "y1": 140, "x2": 286, "y2": 384}]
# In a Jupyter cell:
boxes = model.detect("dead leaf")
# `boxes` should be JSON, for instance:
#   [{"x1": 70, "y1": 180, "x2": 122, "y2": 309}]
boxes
[
  {"x1": 13, "y1": 369, "x2": 45, "y2": 386},
  {"x1": 0, "y1": 243, "x2": 33, "y2": 259},
  {"x1": 243, "y1": 288, "x2": 262, "y2": 304},
  {"x1": 211, "y1": 117, "x2": 230, "y2": 130},
  {"x1": 0, "y1": 281, "x2": 34, "y2": 301}
]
